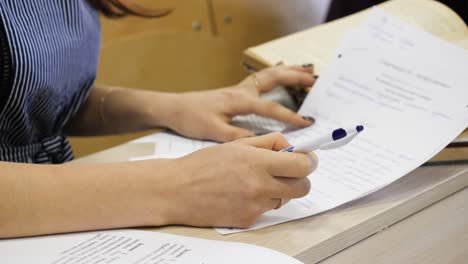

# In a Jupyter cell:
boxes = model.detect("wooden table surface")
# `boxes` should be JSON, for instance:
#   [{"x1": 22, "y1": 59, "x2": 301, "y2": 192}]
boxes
[
  {"x1": 321, "y1": 187, "x2": 468, "y2": 264},
  {"x1": 75, "y1": 141, "x2": 468, "y2": 264}
]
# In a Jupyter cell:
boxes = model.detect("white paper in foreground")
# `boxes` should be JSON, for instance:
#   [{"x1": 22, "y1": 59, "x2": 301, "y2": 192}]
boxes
[{"x1": 0, "y1": 229, "x2": 302, "y2": 264}]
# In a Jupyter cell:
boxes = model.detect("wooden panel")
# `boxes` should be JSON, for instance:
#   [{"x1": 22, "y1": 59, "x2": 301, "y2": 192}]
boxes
[
  {"x1": 212, "y1": 0, "x2": 325, "y2": 45},
  {"x1": 71, "y1": 0, "x2": 209, "y2": 158},
  {"x1": 96, "y1": 30, "x2": 242, "y2": 91},
  {"x1": 97, "y1": 0, "x2": 324, "y2": 91},
  {"x1": 100, "y1": 0, "x2": 208, "y2": 43}
]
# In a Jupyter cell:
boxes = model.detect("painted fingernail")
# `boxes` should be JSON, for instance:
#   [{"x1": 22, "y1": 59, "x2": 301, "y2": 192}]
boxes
[
  {"x1": 314, "y1": 75, "x2": 319, "y2": 79},
  {"x1": 302, "y1": 116, "x2": 315, "y2": 122},
  {"x1": 302, "y1": 63, "x2": 313, "y2": 68}
]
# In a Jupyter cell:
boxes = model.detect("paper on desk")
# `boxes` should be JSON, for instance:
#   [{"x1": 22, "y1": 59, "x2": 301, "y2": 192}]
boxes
[
  {"x1": 130, "y1": 87, "x2": 296, "y2": 160},
  {"x1": 216, "y1": 10, "x2": 468, "y2": 234},
  {"x1": 0, "y1": 229, "x2": 302, "y2": 264},
  {"x1": 130, "y1": 117, "x2": 288, "y2": 161},
  {"x1": 130, "y1": 132, "x2": 216, "y2": 160},
  {"x1": 128, "y1": 10, "x2": 468, "y2": 235}
]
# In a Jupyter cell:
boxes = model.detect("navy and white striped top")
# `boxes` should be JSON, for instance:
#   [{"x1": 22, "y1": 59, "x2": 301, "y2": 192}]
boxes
[{"x1": 0, "y1": 0, "x2": 101, "y2": 163}]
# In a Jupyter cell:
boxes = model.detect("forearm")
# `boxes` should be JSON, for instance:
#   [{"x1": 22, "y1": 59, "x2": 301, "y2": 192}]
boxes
[
  {"x1": 0, "y1": 160, "x2": 173, "y2": 238},
  {"x1": 64, "y1": 84, "x2": 179, "y2": 136}
]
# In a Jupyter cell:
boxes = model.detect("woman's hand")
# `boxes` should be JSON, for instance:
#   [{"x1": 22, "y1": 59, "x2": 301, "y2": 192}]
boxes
[
  {"x1": 150, "y1": 133, "x2": 317, "y2": 228},
  {"x1": 0, "y1": 133, "x2": 316, "y2": 237},
  {"x1": 157, "y1": 64, "x2": 316, "y2": 142},
  {"x1": 66, "y1": 64, "x2": 315, "y2": 137}
]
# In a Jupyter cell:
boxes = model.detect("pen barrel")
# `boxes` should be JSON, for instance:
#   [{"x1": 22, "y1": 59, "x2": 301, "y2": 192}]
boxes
[{"x1": 291, "y1": 136, "x2": 330, "y2": 153}]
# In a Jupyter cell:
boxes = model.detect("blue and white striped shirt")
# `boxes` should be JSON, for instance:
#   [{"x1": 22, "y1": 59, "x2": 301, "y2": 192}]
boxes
[{"x1": 0, "y1": 0, "x2": 101, "y2": 163}]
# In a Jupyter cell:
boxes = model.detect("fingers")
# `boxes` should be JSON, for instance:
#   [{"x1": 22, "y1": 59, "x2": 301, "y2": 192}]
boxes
[
  {"x1": 241, "y1": 64, "x2": 316, "y2": 94},
  {"x1": 250, "y1": 99, "x2": 313, "y2": 127},
  {"x1": 258, "y1": 69, "x2": 315, "y2": 93},
  {"x1": 225, "y1": 91, "x2": 312, "y2": 127},
  {"x1": 262, "y1": 198, "x2": 289, "y2": 212},
  {"x1": 229, "y1": 134, "x2": 318, "y2": 213},
  {"x1": 255, "y1": 65, "x2": 316, "y2": 93},
  {"x1": 260, "y1": 179, "x2": 310, "y2": 212},
  {"x1": 211, "y1": 121, "x2": 255, "y2": 142},
  {"x1": 288, "y1": 64, "x2": 315, "y2": 74},
  {"x1": 272, "y1": 177, "x2": 311, "y2": 199},
  {"x1": 233, "y1": 133, "x2": 314, "y2": 199},
  {"x1": 234, "y1": 134, "x2": 318, "y2": 177},
  {"x1": 259, "y1": 169, "x2": 313, "y2": 203},
  {"x1": 275, "y1": 69, "x2": 315, "y2": 88},
  {"x1": 233, "y1": 132, "x2": 291, "y2": 151},
  {"x1": 265, "y1": 151, "x2": 318, "y2": 178},
  {"x1": 262, "y1": 151, "x2": 317, "y2": 199}
]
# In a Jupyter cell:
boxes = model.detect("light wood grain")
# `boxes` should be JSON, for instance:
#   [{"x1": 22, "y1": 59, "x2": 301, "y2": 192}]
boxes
[
  {"x1": 321, "y1": 187, "x2": 468, "y2": 264},
  {"x1": 76, "y1": 142, "x2": 468, "y2": 263}
]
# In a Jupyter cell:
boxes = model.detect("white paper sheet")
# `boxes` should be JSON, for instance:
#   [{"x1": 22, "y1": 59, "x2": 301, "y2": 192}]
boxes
[
  {"x1": 0, "y1": 230, "x2": 302, "y2": 264},
  {"x1": 217, "y1": 9, "x2": 468, "y2": 234},
  {"x1": 129, "y1": 9, "x2": 468, "y2": 235},
  {"x1": 131, "y1": 132, "x2": 216, "y2": 160},
  {"x1": 131, "y1": 116, "x2": 288, "y2": 160}
]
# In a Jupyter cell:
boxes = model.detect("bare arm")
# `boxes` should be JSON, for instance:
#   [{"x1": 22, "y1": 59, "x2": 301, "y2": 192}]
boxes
[
  {"x1": 64, "y1": 64, "x2": 316, "y2": 140},
  {"x1": 0, "y1": 160, "x2": 173, "y2": 238},
  {"x1": 0, "y1": 133, "x2": 315, "y2": 238},
  {"x1": 63, "y1": 83, "x2": 178, "y2": 135}
]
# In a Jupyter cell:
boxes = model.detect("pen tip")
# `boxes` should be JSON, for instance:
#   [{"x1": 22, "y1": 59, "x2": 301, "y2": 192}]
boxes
[{"x1": 356, "y1": 125, "x2": 364, "y2": 132}]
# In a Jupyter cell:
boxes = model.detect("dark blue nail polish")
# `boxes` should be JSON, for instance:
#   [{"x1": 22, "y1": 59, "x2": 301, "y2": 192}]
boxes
[
  {"x1": 356, "y1": 125, "x2": 364, "y2": 132},
  {"x1": 314, "y1": 75, "x2": 319, "y2": 79},
  {"x1": 302, "y1": 116, "x2": 315, "y2": 122}
]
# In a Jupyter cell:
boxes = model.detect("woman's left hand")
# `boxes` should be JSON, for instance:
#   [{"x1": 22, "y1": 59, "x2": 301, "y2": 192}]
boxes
[{"x1": 156, "y1": 64, "x2": 316, "y2": 142}]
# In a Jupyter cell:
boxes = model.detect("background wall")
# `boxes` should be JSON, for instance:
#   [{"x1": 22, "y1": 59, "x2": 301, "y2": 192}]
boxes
[{"x1": 70, "y1": 0, "x2": 331, "y2": 157}]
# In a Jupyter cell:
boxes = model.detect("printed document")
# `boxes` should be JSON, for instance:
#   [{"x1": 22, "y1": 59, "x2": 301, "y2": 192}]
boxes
[
  {"x1": 0, "y1": 230, "x2": 302, "y2": 264},
  {"x1": 130, "y1": 9, "x2": 468, "y2": 234},
  {"x1": 217, "y1": 9, "x2": 468, "y2": 234}
]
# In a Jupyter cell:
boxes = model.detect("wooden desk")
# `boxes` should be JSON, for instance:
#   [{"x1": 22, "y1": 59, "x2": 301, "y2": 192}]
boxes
[
  {"x1": 75, "y1": 142, "x2": 468, "y2": 264},
  {"x1": 321, "y1": 187, "x2": 468, "y2": 264}
]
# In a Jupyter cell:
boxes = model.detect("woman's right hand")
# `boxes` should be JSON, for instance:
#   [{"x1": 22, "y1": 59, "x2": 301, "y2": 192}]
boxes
[
  {"x1": 151, "y1": 133, "x2": 318, "y2": 228},
  {"x1": 0, "y1": 133, "x2": 316, "y2": 238}
]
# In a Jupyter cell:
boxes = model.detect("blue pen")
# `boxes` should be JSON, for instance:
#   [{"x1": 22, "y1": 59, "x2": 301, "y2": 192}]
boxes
[{"x1": 281, "y1": 125, "x2": 364, "y2": 153}]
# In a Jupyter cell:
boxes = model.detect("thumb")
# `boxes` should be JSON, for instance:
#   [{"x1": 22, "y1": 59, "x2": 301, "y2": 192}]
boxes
[{"x1": 233, "y1": 132, "x2": 291, "y2": 151}]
